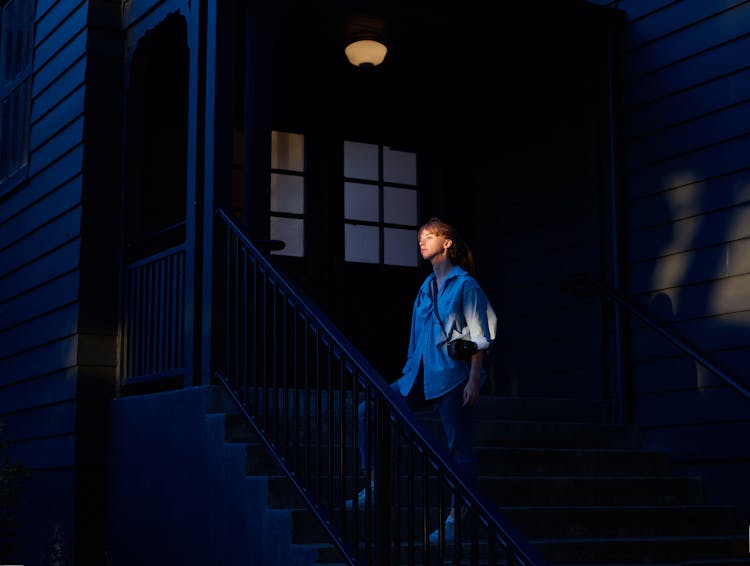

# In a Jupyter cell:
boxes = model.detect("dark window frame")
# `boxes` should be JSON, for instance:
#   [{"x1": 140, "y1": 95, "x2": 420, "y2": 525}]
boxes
[
  {"x1": 269, "y1": 130, "x2": 306, "y2": 258},
  {"x1": 0, "y1": 0, "x2": 35, "y2": 195},
  {"x1": 343, "y1": 140, "x2": 420, "y2": 267}
]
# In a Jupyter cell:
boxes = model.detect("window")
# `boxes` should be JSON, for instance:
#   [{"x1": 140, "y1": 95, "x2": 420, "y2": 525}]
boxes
[
  {"x1": 270, "y1": 130, "x2": 305, "y2": 257},
  {"x1": 344, "y1": 141, "x2": 419, "y2": 267},
  {"x1": 0, "y1": 0, "x2": 34, "y2": 187}
]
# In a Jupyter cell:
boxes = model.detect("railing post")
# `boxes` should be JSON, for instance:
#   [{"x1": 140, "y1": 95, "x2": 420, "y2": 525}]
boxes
[{"x1": 374, "y1": 397, "x2": 392, "y2": 566}]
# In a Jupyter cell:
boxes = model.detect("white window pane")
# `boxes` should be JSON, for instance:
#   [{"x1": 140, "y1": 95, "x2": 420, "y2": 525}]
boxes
[
  {"x1": 270, "y1": 216, "x2": 304, "y2": 257},
  {"x1": 344, "y1": 140, "x2": 378, "y2": 180},
  {"x1": 345, "y1": 223, "x2": 379, "y2": 263},
  {"x1": 271, "y1": 173, "x2": 304, "y2": 214},
  {"x1": 271, "y1": 131, "x2": 304, "y2": 172},
  {"x1": 383, "y1": 147, "x2": 417, "y2": 185},
  {"x1": 383, "y1": 186, "x2": 417, "y2": 225},
  {"x1": 344, "y1": 182, "x2": 379, "y2": 221},
  {"x1": 384, "y1": 228, "x2": 418, "y2": 267}
]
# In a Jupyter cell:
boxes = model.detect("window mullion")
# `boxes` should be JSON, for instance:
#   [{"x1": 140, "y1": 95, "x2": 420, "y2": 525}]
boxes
[
  {"x1": 344, "y1": 140, "x2": 418, "y2": 267},
  {"x1": 9, "y1": 84, "x2": 18, "y2": 168},
  {"x1": 378, "y1": 144, "x2": 384, "y2": 264}
]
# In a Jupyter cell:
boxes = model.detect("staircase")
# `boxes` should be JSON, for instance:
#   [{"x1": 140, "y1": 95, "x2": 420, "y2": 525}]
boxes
[
  {"x1": 217, "y1": 387, "x2": 749, "y2": 565},
  {"x1": 426, "y1": 394, "x2": 749, "y2": 565}
]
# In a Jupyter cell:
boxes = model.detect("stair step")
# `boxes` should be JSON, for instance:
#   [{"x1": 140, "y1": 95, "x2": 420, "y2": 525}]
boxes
[
  {"x1": 238, "y1": 437, "x2": 669, "y2": 478},
  {"x1": 417, "y1": 406, "x2": 638, "y2": 450},
  {"x1": 396, "y1": 395, "x2": 618, "y2": 424},
  {"x1": 476, "y1": 447, "x2": 670, "y2": 476},
  {"x1": 225, "y1": 411, "x2": 644, "y2": 455},
  {"x1": 295, "y1": 502, "x2": 744, "y2": 543},
  {"x1": 471, "y1": 419, "x2": 642, "y2": 449},
  {"x1": 205, "y1": 384, "x2": 240, "y2": 414},
  {"x1": 215, "y1": 384, "x2": 747, "y2": 566},
  {"x1": 684, "y1": 560, "x2": 750, "y2": 566},
  {"x1": 338, "y1": 504, "x2": 745, "y2": 550},
  {"x1": 481, "y1": 476, "x2": 704, "y2": 506},
  {"x1": 533, "y1": 534, "x2": 747, "y2": 564},
  {"x1": 471, "y1": 395, "x2": 616, "y2": 423},
  {"x1": 225, "y1": 403, "x2": 643, "y2": 451},
  {"x1": 297, "y1": 514, "x2": 750, "y2": 565},
  {"x1": 259, "y1": 471, "x2": 706, "y2": 507},
  {"x1": 291, "y1": 543, "x2": 345, "y2": 564},
  {"x1": 502, "y1": 504, "x2": 740, "y2": 537},
  {"x1": 223, "y1": 386, "x2": 617, "y2": 424}
]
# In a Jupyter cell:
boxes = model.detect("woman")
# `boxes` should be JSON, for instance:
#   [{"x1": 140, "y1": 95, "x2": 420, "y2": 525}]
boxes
[{"x1": 348, "y1": 217, "x2": 497, "y2": 543}]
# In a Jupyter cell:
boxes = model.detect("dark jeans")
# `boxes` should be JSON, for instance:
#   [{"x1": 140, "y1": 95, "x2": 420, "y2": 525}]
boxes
[{"x1": 356, "y1": 368, "x2": 479, "y2": 492}]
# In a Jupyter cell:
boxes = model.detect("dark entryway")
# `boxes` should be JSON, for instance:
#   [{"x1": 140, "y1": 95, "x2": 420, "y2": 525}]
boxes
[{"x1": 233, "y1": 0, "x2": 621, "y2": 392}]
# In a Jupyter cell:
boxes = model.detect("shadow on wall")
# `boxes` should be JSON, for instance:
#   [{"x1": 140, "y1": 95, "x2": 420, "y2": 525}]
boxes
[{"x1": 632, "y1": 171, "x2": 750, "y2": 521}]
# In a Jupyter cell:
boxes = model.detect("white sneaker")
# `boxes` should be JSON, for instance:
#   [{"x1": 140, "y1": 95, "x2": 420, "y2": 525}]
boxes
[
  {"x1": 429, "y1": 514, "x2": 455, "y2": 545},
  {"x1": 345, "y1": 480, "x2": 374, "y2": 511}
]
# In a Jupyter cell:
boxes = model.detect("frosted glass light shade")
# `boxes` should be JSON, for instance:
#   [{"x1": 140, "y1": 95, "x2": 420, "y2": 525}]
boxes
[{"x1": 345, "y1": 39, "x2": 387, "y2": 67}]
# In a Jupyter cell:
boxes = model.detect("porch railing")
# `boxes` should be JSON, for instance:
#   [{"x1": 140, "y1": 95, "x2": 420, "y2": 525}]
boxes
[
  {"x1": 121, "y1": 244, "x2": 186, "y2": 384},
  {"x1": 562, "y1": 274, "x2": 750, "y2": 418},
  {"x1": 214, "y1": 208, "x2": 548, "y2": 566}
]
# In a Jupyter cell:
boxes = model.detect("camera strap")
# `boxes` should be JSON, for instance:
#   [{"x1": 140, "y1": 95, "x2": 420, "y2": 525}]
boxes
[{"x1": 430, "y1": 277, "x2": 452, "y2": 343}]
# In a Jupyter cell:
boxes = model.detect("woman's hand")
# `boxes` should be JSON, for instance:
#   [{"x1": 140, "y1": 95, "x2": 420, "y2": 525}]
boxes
[
  {"x1": 463, "y1": 378, "x2": 481, "y2": 407},
  {"x1": 463, "y1": 350, "x2": 485, "y2": 407}
]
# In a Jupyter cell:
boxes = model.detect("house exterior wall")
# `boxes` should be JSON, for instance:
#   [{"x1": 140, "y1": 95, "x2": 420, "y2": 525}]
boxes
[
  {"x1": 587, "y1": 0, "x2": 750, "y2": 517},
  {"x1": 0, "y1": 0, "x2": 122, "y2": 562},
  {"x1": 1, "y1": 0, "x2": 214, "y2": 560},
  {"x1": 3, "y1": 0, "x2": 750, "y2": 562}
]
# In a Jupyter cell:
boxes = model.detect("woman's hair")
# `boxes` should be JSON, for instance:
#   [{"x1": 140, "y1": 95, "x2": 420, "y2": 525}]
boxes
[{"x1": 419, "y1": 217, "x2": 475, "y2": 275}]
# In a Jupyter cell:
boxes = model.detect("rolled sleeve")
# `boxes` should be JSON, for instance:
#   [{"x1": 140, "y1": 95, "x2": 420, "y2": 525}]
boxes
[{"x1": 462, "y1": 282, "x2": 497, "y2": 351}]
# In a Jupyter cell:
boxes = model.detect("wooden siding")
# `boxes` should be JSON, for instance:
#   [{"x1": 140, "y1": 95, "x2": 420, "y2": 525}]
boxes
[
  {"x1": 588, "y1": 0, "x2": 750, "y2": 511},
  {"x1": 0, "y1": 0, "x2": 87, "y2": 554},
  {"x1": 0, "y1": 0, "x2": 122, "y2": 559}
]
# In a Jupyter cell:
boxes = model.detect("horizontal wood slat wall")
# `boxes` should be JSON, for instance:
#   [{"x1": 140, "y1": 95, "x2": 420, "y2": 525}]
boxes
[{"x1": 588, "y1": 0, "x2": 750, "y2": 515}]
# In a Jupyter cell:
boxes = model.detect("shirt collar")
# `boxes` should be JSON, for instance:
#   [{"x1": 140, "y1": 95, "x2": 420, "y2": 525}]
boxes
[{"x1": 426, "y1": 265, "x2": 467, "y2": 288}]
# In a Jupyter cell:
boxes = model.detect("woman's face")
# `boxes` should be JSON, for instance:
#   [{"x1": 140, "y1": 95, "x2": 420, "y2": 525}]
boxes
[{"x1": 418, "y1": 229, "x2": 451, "y2": 261}]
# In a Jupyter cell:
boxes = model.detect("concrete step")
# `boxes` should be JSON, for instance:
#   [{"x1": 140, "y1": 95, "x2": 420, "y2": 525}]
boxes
[
  {"x1": 237, "y1": 435, "x2": 670, "y2": 478},
  {"x1": 224, "y1": 402, "x2": 643, "y2": 451},
  {"x1": 223, "y1": 385, "x2": 618, "y2": 424},
  {"x1": 502, "y1": 504, "x2": 741, "y2": 538},
  {"x1": 475, "y1": 446, "x2": 671, "y2": 476},
  {"x1": 480, "y1": 475, "x2": 705, "y2": 507},
  {"x1": 533, "y1": 534, "x2": 747, "y2": 564},
  {"x1": 257, "y1": 468, "x2": 706, "y2": 507},
  {"x1": 470, "y1": 419, "x2": 642, "y2": 449},
  {"x1": 295, "y1": 502, "x2": 743, "y2": 542}
]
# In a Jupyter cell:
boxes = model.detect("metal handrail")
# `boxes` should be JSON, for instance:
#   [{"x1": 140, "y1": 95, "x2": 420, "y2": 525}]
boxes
[
  {"x1": 214, "y1": 207, "x2": 549, "y2": 566},
  {"x1": 564, "y1": 275, "x2": 750, "y2": 402}
]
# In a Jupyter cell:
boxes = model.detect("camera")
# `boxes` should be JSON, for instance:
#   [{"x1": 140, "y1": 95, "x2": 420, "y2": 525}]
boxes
[{"x1": 447, "y1": 339, "x2": 477, "y2": 360}]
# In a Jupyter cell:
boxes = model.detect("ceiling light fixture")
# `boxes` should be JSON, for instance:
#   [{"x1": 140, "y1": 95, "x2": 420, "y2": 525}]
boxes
[{"x1": 345, "y1": 38, "x2": 388, "y2": 68}]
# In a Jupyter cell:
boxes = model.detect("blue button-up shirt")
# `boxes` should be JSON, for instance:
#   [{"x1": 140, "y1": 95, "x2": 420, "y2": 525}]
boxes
[{"x1": 395, "y1": 265, "x2": 498, "y2": 400}]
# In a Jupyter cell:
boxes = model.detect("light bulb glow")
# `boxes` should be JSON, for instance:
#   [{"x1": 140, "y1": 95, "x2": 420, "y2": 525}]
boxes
[{"x1": 345, "y1": 39, "x2": 387, "y2": 67}]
